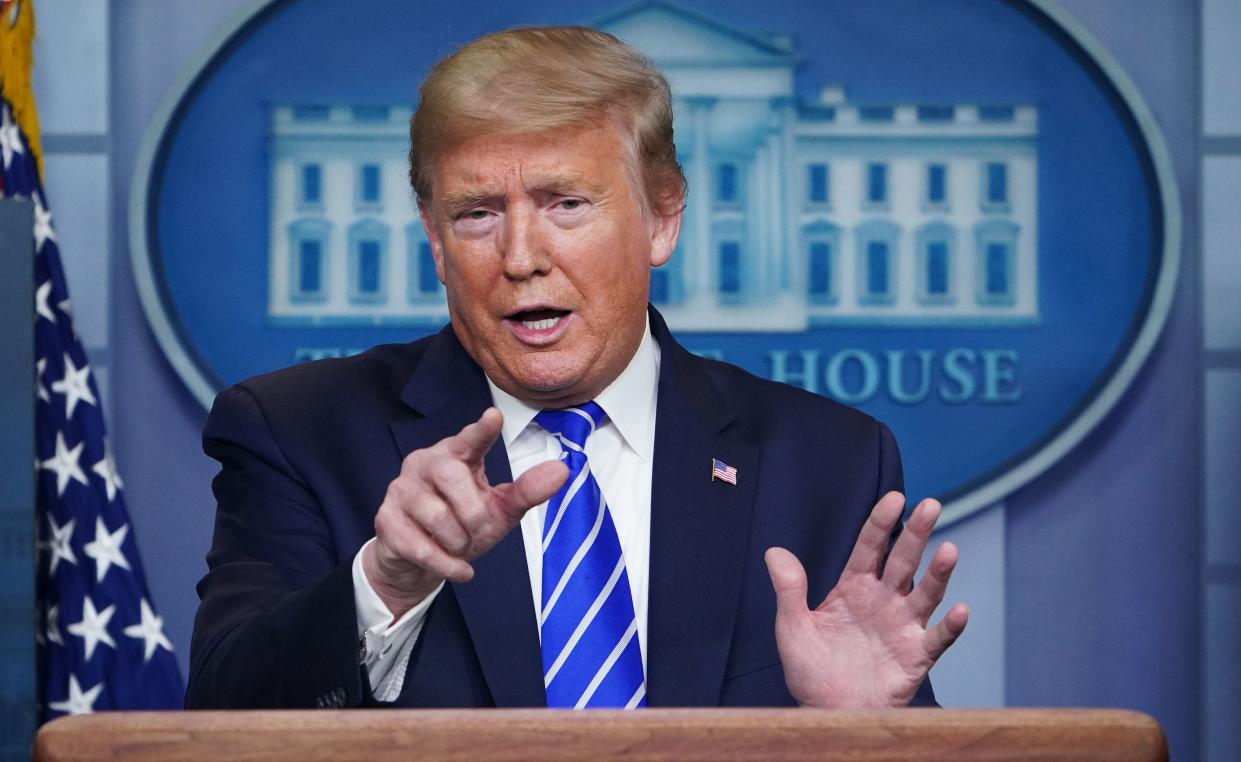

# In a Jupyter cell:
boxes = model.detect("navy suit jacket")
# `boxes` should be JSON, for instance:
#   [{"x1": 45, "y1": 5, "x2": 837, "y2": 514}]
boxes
[{"x1": 187, "y1": 308, "x2": 935, "y2": 709}]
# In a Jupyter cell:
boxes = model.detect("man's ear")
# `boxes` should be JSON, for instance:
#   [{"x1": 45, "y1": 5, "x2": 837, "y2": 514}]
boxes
[
  {"x1": 417, "y1": 198, "x2": 447, "y2": 284},
  {"x1": 648, "y1": 206, "x2": 683, "y2": 268}
]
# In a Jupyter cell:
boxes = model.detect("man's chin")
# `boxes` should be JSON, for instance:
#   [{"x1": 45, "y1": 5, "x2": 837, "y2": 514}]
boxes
[{"x1": 498, "y1": 367, "x2": 596, "y2": 408}]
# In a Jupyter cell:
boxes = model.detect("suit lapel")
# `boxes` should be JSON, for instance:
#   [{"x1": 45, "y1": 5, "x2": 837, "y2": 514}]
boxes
[
  {"x1": 645, "y1": 312, "x2": 759, "y2": 706},
  {"x1": 388, "y1": 327, "x2": 545, "y2": 707}
]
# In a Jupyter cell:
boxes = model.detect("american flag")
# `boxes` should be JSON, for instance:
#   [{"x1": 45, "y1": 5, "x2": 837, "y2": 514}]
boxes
[
  {"x1": 711, "y1": 458, "x2": 738, "y2": 485},
  {"x1": 1, "y1": 81, "x2": 183, "y2": 720}
]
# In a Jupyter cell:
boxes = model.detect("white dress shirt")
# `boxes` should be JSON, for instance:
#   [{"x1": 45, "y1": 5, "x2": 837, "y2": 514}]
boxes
[{"x1": 352, "y1": 321, "x2": 660, "y2": 701}]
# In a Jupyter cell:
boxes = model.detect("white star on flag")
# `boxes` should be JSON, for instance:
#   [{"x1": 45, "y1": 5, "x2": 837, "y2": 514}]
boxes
[
  {"x1": 36, "y1": 280, "x2": 56, "y2": 323},
  {"x1": 92, "y1": 439, "x2": 124, "y2": 502},
  {"x1": 48, "y1": 675, "x2": 103, "y2": 716},
  {"x1": 0, "y1": 105, "x2": 23, "y2": 169},
  {"x1": 67, "y1": 596, "x2": 117, "y2": 660},
  {"x1": 41, "y1": 432, "x2": 89, "y2": 497},
  {"x1": 51, "y1": 353, "x2": 97, "y2": 418},
  {"x1": 84, "y1": 516, "x2": 131, "y2": 582},
  {"x1": 33, "y1": 192, "x2": 56, "y2": 250},
  {"x1": 36, "y1": 356, "x2": 50, "y2": 402},
  {"x1": 47, "y1": 602, "x2": 64, "y2": 646},
  {"x1": 46, "y1": 514, "x2": 77, "y2": 575},
  {"x1": 124, "y1": 598, "x2": 174, "y2": 663}
]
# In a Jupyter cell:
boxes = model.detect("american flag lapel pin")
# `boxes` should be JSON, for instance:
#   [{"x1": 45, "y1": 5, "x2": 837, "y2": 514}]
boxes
[{"x1": 711, "y1": 458, "x2": 738, "y2": 485}]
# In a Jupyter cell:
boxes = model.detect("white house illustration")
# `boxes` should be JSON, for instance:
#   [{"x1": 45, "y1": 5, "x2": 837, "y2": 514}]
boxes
[{"x1": 266, "y1": 0, "x2": 1038, "y2": 330}]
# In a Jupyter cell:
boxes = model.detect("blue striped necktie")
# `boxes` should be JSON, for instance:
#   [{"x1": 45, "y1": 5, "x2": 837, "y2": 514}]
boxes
[{"x1": 534, "y1": 402, "x2": 646, "y2": 709}]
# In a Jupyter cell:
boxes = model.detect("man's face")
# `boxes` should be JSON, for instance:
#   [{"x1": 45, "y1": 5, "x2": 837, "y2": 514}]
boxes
[{"x1": 420, "y1": 121, "x2": 681, "y2": 407}]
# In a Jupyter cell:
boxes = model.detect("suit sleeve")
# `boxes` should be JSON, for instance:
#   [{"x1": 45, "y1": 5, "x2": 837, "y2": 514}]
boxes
[
  {"x1": 876, "y1": 422, "x2": 940, "y2": 708},
  {"x1": 876, "y1": 421, "x2": 904, "y2": 498},
  {"x1": 186, "y1": 384, "x2": 367, "y2": 709}
]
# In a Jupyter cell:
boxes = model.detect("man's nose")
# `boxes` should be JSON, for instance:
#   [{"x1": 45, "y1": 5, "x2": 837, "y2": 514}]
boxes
[{"x1": 500, "y1": 206, "x2": 552, "y2": 280}]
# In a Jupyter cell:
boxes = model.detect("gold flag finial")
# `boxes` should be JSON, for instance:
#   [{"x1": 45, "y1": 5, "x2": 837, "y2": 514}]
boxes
[{"x1": 0, "y1": 0, "x2": 43, "y2": 180}]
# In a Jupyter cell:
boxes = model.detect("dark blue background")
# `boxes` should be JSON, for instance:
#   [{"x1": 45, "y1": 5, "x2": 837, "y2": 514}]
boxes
[{"x1": 149, "y1": 0, "x2": 1159, "y2": 504}]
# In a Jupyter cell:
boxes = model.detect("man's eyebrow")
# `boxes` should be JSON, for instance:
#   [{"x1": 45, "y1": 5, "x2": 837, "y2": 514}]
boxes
[
  {"x1": 439, "y1": 189, "x2": 492, "y2": 215},
  {"x1": 529, "y1": 172, "x2": 601, "y2": 196},
  {"x1": 438, "y1": 173, "x2": 603, "y2": 214}
]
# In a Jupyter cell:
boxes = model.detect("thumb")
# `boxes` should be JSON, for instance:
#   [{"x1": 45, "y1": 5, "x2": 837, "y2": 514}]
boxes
[
  {"x1": 492, "y1": 459, "x2": 569, "y2": 521},
  {"x1": 765, "y1": 547, "x2": 810, "y2": 617}
]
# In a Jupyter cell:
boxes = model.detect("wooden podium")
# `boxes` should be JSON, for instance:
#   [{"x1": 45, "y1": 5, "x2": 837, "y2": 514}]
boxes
[{"x1": 34, "y1": 708, "x2": 1166, "y2": 761}]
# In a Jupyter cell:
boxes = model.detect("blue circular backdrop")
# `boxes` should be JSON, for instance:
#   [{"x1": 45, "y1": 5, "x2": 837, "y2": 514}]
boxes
[{"x1": 140, "y1": 0, "x2": 1169, "y2": 508}]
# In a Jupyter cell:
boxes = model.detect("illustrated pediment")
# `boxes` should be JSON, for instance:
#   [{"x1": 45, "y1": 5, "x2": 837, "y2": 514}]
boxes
[{"x1": 593, "y1": 1, "x2": 796, "y2": 67}]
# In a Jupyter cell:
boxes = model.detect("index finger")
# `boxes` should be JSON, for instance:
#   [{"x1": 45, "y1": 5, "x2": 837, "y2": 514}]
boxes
[
  {"x1": 843, "y1": 491, "x2": 906, "y2": 577},
  {"x1": 880, "y1": 498, "x2": 940, "y2": 591},
  {"x1": 443, "y1": 407, "x2": 503, "y2": 464}
]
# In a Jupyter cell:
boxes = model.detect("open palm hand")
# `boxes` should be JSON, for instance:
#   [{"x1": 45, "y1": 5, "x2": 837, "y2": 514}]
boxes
[{"x1": 766, "y1": 492, "x2": 969, "y2": 708}]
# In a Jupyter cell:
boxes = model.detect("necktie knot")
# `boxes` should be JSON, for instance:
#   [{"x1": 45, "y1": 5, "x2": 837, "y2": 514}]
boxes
[{"x1": 534, "y1": 401, "x2": 606, "y2": 451}]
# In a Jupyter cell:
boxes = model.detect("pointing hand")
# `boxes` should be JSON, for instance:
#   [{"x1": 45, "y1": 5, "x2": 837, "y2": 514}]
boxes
[{"x1": 363, "y1": 407, "x2": 569, "y2": 617}]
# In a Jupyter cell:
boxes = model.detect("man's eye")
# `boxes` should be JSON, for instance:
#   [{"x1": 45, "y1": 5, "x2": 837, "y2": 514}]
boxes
[
  {"x1": 557, "y1": 199, "x2": 584, "y2": 211},
  {"x1": 464, "y1": 209, "x2": 490, "y2": 219}
]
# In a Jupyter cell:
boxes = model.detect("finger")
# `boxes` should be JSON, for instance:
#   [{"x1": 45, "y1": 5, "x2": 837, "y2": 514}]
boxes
[
  {"x1": 389, "y1": 483, "x2": 470, "y2": 562},
  {"x1": 424, "y1": 456, "x2": 488, "y2": 542},
  {"x1": 383, "y1": 515, "x2": 475, "y2": 584},
  {"x1": 411, "y1": 488, "x2": 473, "y2": 557},
  {"x1": 443, "y1": 407, "x2": 503, "y2": 464},
  {"x1": 924, "y1": 602, "x2": 969, "y2": 661},
  {"x1": 764, "y1": 547, "x2": 810, "y2": 617},
  {"x1": 880, "y1": 498, "x2": 940, "y2": 592},
  {"x1": 491, "y1": 459, "x2": 570, "y2": 521},
  {"x1": 843, "y1": 491, "x2": 906, "y2": 577},
  {"x1": 908, "y1": 541, "x2": 959, "y2": 625}
]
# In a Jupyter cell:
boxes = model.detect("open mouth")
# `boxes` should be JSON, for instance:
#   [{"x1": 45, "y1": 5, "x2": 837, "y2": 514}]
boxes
[{"x1": 509, "y1": 308, "x2": 571, "y2": 332}]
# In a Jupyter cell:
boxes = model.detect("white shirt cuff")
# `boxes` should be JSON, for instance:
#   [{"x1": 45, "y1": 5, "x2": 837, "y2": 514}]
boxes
[{"x1": 352, "y1": 537, "x2": 444, "y2": 702}]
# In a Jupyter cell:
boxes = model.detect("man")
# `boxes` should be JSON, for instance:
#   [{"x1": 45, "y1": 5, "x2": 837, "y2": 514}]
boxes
[{"x1": 188, "y1": 26, "x2": 967, "y2": 710}]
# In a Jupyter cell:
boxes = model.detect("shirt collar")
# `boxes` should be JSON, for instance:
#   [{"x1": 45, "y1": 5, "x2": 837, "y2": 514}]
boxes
[{"x1": 486, "y1": 316, "x2": 660, "y2": 461}]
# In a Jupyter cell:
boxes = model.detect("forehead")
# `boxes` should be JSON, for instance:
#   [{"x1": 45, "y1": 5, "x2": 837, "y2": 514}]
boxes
[{"x1": 431, "y1": 122, "x2": 632, "y2": 196}]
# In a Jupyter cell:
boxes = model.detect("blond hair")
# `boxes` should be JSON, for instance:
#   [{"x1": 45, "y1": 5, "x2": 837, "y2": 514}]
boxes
[{"x1": 409, "y1": 26, "x2": 686, "y2": 217}]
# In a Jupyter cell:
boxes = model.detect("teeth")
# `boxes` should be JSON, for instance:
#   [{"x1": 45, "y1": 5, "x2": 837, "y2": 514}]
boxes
[{"x1": 520, "y1": 316, "x2": 562, "y2": 331}]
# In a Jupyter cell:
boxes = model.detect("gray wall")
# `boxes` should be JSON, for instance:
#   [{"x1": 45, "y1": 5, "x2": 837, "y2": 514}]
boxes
[
  {"x1": 25, "y1": 0, "x2": 1231, "y2": 759},
  {"x1": 1201, "y1": 2, "x2": 1241, "y2": 761}
]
